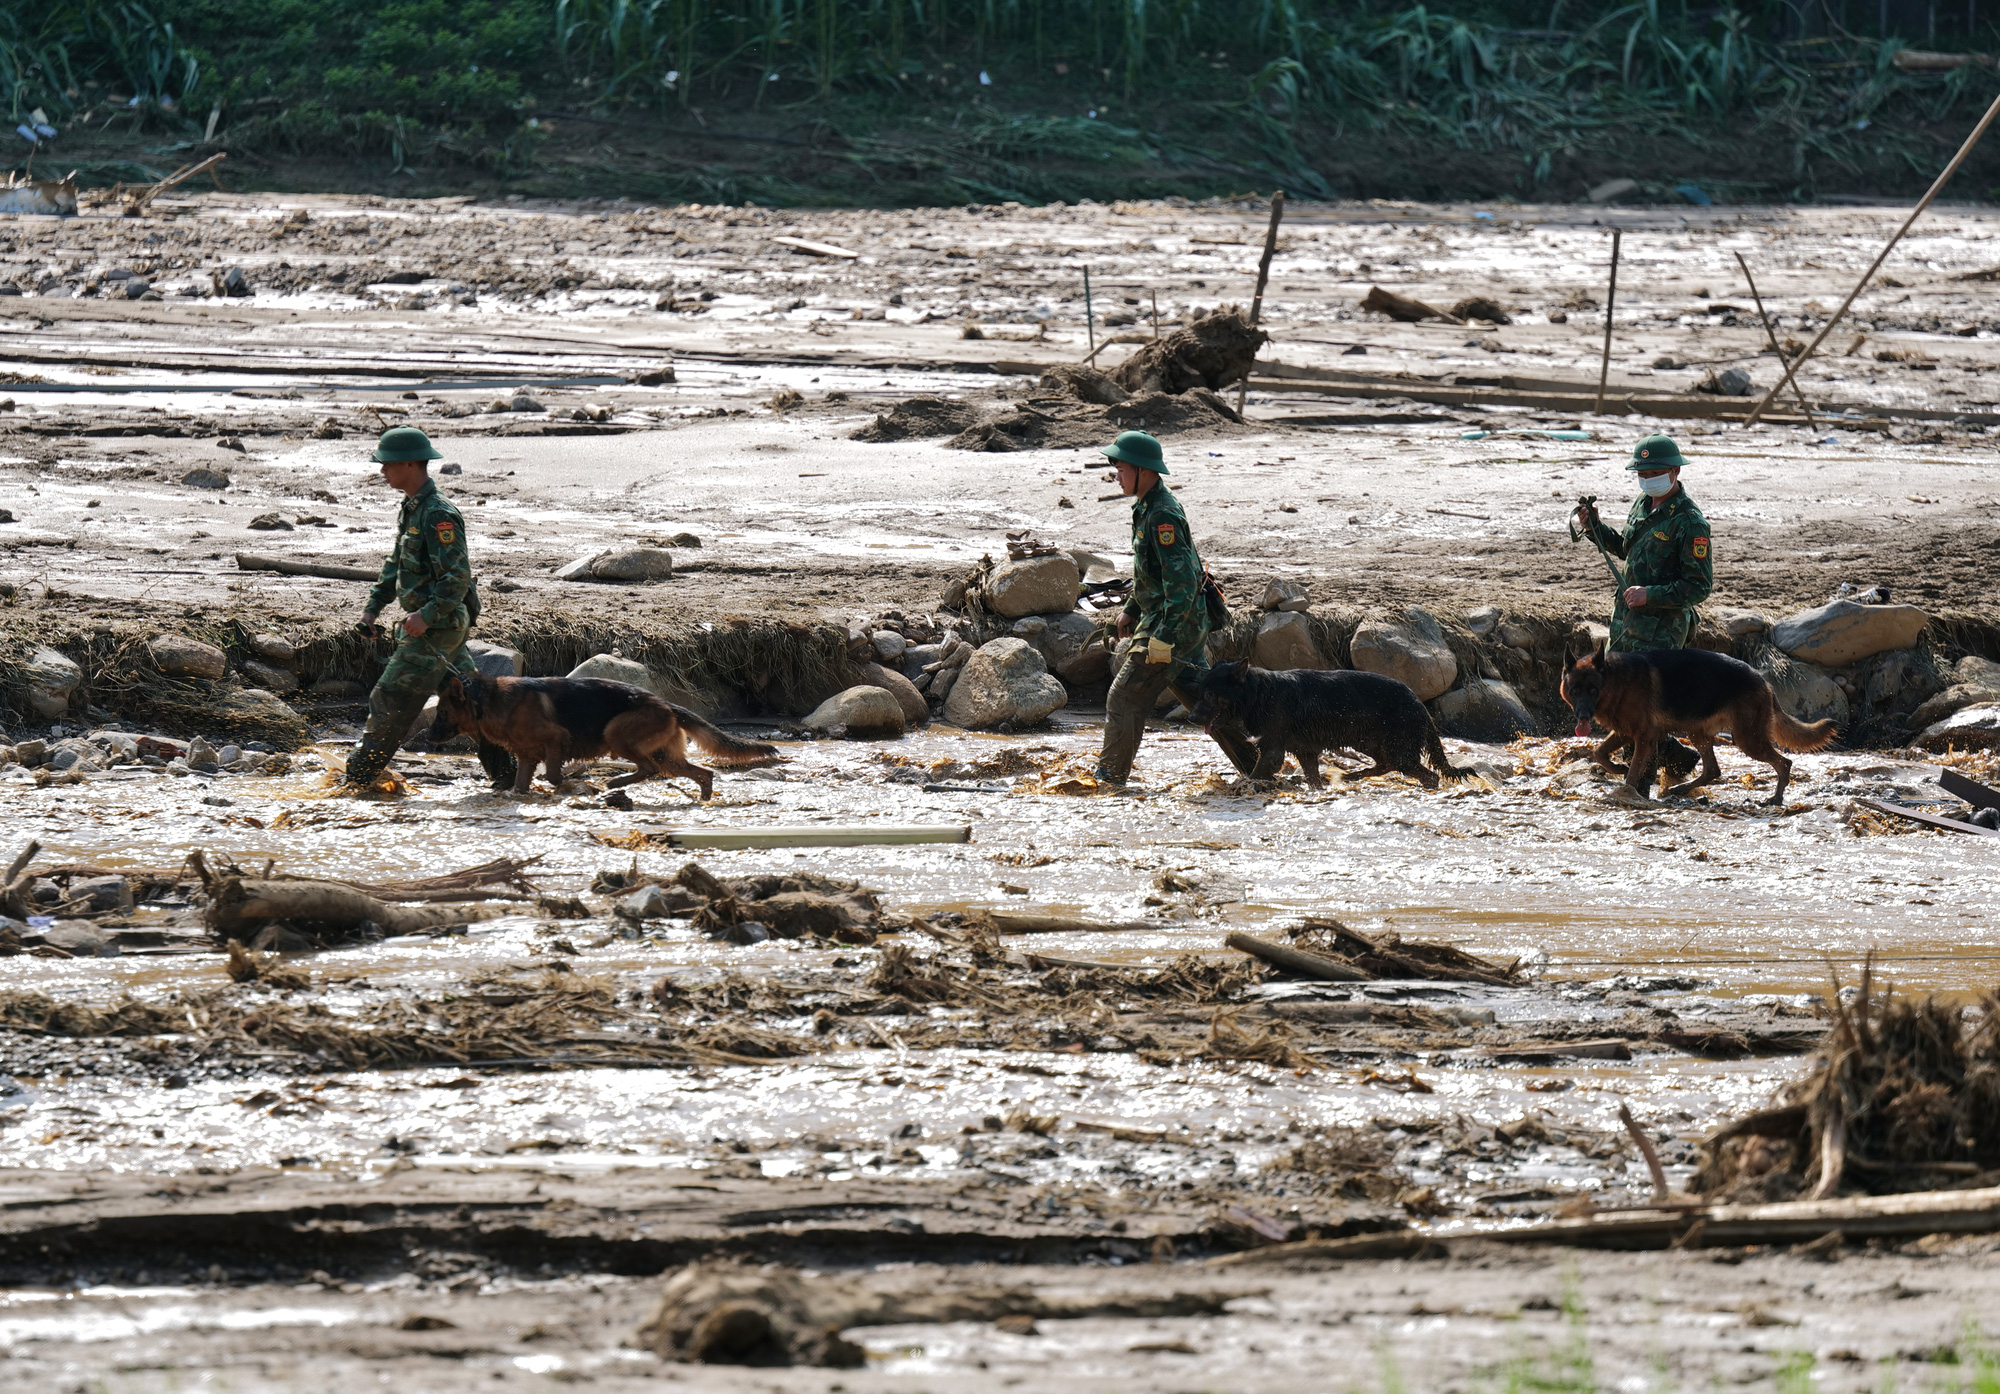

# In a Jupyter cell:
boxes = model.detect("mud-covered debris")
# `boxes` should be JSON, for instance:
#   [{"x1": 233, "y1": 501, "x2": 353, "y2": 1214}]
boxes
[
  {"x1": 1359, "y1": 286, "x2": 1459, "y2": 324},
  {"x1": 1037, "y1": 364, "x2": 1129, "y2": 405},
  {"x1": 1286, "y1": 919, "x2": 1524, "y2": 986},
  {"x1": 851, "y1": 396, "x2": 981, "y2": 442},
  {"x1": 1696, "y1": 965, "x2": 2000, "y2": 1203},
  {"x1": 1108, "y1": 306, "x2": 1267, "y2": 394},
  {"x1": 1449, "y1": 296, "x2": 1512, "y2": 325}
]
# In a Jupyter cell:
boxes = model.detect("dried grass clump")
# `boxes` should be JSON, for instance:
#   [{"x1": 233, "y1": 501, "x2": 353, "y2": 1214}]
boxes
[
  {"x1": 1206, "y1": 1009, "x2": 1315, "y2": 1070},
  {"x1": 1696, "y1": 964, "x2": 2000, "y2": 1203},
  {"x1": 1274, "y1": 1128, "x2": 1402, "y2": 1202}
]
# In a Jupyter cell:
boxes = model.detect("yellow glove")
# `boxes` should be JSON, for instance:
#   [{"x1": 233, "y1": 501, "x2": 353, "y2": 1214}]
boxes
[{"x1": 1144, "y1": 637, "x2": 1173, "y2": 665}]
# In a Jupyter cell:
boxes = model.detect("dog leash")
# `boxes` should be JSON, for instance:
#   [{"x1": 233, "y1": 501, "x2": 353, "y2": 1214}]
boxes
[{"x1": 1569, "y1": 495, "x2": 1626, "y2": 591}]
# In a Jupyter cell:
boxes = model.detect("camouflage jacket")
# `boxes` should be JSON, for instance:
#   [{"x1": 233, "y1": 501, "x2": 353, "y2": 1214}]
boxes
[
  {"x1": 366, "y1": 479, "x2": 472, "y2": 632},
  {"x1": 1124, "y1": 484, "x2": 1208, "y2": 652},
  {"x1": 1587, "y1": 487, "x2": 1712, "y2": 651}
]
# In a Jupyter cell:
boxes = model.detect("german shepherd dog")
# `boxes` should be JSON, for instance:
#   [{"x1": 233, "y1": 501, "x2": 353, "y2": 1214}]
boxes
[
  {"x1": 432, "y1": 672, "x2": 782, "y2": 799},
  {"x1": 1190, "y1": 661, "x2": 1474, "y2": 788},
  {"x1": 1561, "y1": 639, "x2": 1836, "y2": 804}
]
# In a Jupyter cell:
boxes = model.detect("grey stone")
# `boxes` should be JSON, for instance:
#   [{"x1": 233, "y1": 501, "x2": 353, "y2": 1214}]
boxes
[
  {"x1": 1497, "y1": 622, "x2": 1535, "y2": 649},
  {"x1": 15, "y1": 738, "x2": 47, "y2": 767},
  {"x1": 567, "y1": 653, "x2": 657, "y2": 692},
  {"x1": 860, "y1": 661, "x2": 928, "y2": 726},
  {"x1": 803, "y1": 685, "x2": 906, "y2": 738},
  {"x1": 943, "y1": 638, "x2": 1067, "y2": 728},
  {"x1": 309, "y1": 678, "x2": 367, "y2": 699},
  {"x1": 1917, "y1": 703, "x2": 2000, "y2": 752},
  {"x1": 246, "y1": 633, "x2": 297, "y2": 665},
  {"x1": 241, "y1": 659, "x2": 298, "y2": 693},
  {"x1": 1711, "y1": 606, "x2": 1774, "y2": 638},
  {"x1": 24, "y1": 649, "x2": 80, "y2": 719},
  {"x1": 930, "y1": 664, "x2": 962, "y2": 703},
  {"x1": 180, "y1": 467, "x2": 230, "y2": 490},
  {"x1": 1712, "y1": 367, "x2": 1754, "y2": 396},
  {"x1": 1755, "y1": 651, "x2": 1849, "y2": 727},
  {"x1": 871, "y1": 631, "x2": 908, "y2": 661},
  {"x1": 985, "y1": 554, "x2": 1080, "y2": 618},
  {"x1": 211, "y1": 689, "x2": 301, "y2": 728},
  {"x1": 1464, "y1": 605, "x2": 1501, "y2": 638},
  {"x1": 147, "y1": 633, "x2": 228, "y2": 680},
  {"x1": 1253, "y1": 611, "x2": 1328, "y2": 671},
  {"x1": 217, "y1": 745, "x2": 241, "y2": 764},
  {"x1": 617, "y1": 884, "x2": 675, "y2": 921},
  {"x1": 1042, "y1": 612, "x2": 1112, "y2": 685},
  {"x1": 1432, "y1": 678, "x2": 1535, "y2": 742},
  {"x1": 902, "y1": 643, "x2": 946, "y2": 679},
  {"x1": 1261, "y1": 578, "x2": 1310, "y2": 612},
  {"x1": 45, "y1": 921, "x2": 116, "y2": 958},
  {"x1": 584, "y1": 547, "x2": 674, "y2": 583},
  {"x1": 1960, "y1": 656, "x2": 2000, "y2": 687},
  {"x1": 69, "y1": 875, "x2": 133, "y2": 913},
  {"x1": 1772, "y1": 599, "x2": 1929, "y2": 668},
  {"x1": 1067, "y1": 548, "x2": 1121, "y2": 583},
  {"x1": 1009, "y1": 617, "x2": 1049, "y2": 640},
  {"x1": 1350, "y1": 609, "x2": 1457, "y2": 701},
  {"x1": 467, "y1": 639, "x2": 525, "y2": 679},
  {"x1": 188, "y1": 737, "x2": 217, "y2": 767}
]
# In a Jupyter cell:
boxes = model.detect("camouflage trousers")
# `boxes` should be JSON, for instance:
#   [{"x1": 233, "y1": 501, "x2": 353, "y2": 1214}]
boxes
[
  {"x1": 1609, "y1": 603, "x2": 1692, "y2": 653},
  {"x1": 342, "y1": 625, "x2": 474, "y2": 790},
  {"x1": 1096, "y1": 652, "x2": 1258, "y2": 786}
]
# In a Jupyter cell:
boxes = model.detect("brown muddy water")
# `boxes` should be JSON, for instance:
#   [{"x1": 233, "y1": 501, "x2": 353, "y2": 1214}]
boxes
[{"x1": 4, "y1": 714, "x2": 1989, "y2": 1197}]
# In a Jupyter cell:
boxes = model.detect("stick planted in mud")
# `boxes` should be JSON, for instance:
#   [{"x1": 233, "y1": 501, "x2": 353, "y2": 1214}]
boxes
[
  {"x1": 1236, "y1": 189, "x2": 1286, "y2": 416},
  {"x1": 1731, "y1": 250, "x2": 1817, "y2": 427},
  {"x1": 1745, "y1": 88, "x2": 2000, "y2": 426},
  {"x1": 1594, "y1": 227, "x2": 1622, "y2": 416},
  {"x1": 1619, "y1": 1101, "x2": 1671, "y2": 1204}
]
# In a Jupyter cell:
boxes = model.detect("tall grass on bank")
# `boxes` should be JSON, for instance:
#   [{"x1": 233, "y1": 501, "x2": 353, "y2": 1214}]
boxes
[{"x1": 6, "y1": 1, "x2": 2000, "y2": 196}]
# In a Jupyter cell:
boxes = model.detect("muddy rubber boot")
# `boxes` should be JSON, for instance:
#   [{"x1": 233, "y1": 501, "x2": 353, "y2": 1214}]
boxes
[
  {"x1": 476, "y1": 740, "x2": 518, "y2": 790},
  {"x1": 339, "y1": 686, "x2": 427, "y2": 793}
]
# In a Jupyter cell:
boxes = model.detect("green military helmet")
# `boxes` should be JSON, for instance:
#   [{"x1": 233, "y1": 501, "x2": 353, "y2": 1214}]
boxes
[
  {"x1": 372, "y1": 425, "x2": 444, "y2": 464},
  {"x1": 1627, "y1": 433, "x2": 1686, "y2": 471},
  {"x1": 1100, "y1": 429, "x2": 1168, "y2": 474}
]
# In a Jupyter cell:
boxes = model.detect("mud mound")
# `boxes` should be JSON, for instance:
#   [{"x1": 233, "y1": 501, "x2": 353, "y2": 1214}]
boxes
[
  {"x1": 1037, "y1": 364, "x2": 1130, "y2": 405},
  {"x1": 1695, "y1": 967, "x2": 2000, "y2": 1203},
  {"x1": 851, "y1": 397, "x2": 982, "y2": 442},
  {"x1": 1108, "y1": 306, "x2": 1267, "y2": 395},
  {"x1": 942, "y1": 384, "x2": 1243, "y2": 453}
]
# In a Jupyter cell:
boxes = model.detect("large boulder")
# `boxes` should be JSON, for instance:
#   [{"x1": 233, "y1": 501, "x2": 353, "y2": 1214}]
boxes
[
  {"x1": 1041, "y1": 612, "x2": 1112, "y2": 685},
  {"x1": 1772, "y1": 600, "x2": 1928, "y2": 669},
  {"x1": 557, "y1": 548, "x2": 674, "y2": 583},
  {"x1": 211, "y1": 688, "x2": 304, "y2": 732},
  {"x1": 240, "y1": 659, "x2": 298, "y2": 694},
  {"x1": 1252, "y1": 612, "x2": 1328, "y2": 671},
  {"x1": 802, "y1": 686, "x2": 905, "y2": 738},
  {"x1": 1432, "y1": 678, "x2": 1535, "y2": 742},
  {"x1": 985, "y1": 554, "x2": 1080, "y2": 619},
  {"x1": 1261, "y1": 579, "x2": 1310, "y2": 613},
  {"x1": 147, "y1": 633, "x2": 227, "y2": 680},
  {"x1": 568, "y1": 653, "x2": 657, "y2": 692},
  {"x1": 1909, "y1": 656, "x2": 2000, "y2": 731},
  {"x1": 1710, "y1": 606, "x2": 1774, "y2": 639},
  {"x1": 246, "y1": 633, "x2": 297, "y2": 666},
  {"x1": 1350, "y1": 609, "x2": 1457, "y2": 701},
  {"x1": 942, "y1": 638, "x2": 1067, "y2": 729},
  {"x1": 23, "y1": 648, "x2": 80, "y2": 718},
  {"x1": 1917, "y1": 703, "x2": 2000, "y2": 752},
  {"x1": 860, "y1": 661, "x2": 927, "y2": 726},
  {"x1": 1754, "y1": 650, "x2": 1849, "y2": 727},
  {"x1": 468, "y1": 639, "x2": 525, "y2": 679}
]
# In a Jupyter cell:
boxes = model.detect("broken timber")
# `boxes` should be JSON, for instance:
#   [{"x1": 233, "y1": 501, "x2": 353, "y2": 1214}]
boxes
[
  {"x1": 1856, "y1": 797, "x2": 1999, "y2": 836},
  {"x1": 1210, "y1": 1181, "x2": 2000, "y2": 1265},
  {"x1": 1224, "y1": 932, "x2": 1372, "y2": 982},
  {"x1": 236, "y1": 552, "x2": 382, "y2": 582},
  {"x1": 1940, "y1": 770, "x2": 2000, "y2": 812},
  {"x1": 1246, "y1": 361, "x2": 2000, "y2": 428}
]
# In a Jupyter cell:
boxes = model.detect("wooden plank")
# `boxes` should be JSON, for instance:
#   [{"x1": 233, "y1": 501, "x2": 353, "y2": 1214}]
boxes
[
  {"x1": 1857, "y1": 797, "x2": 1999, "y2": 836},
  {"x1": 1940, "y1": 770, "x2": 2000, "y2": 813},
  {"x1": 771, "y1": 235, "x2": 859, "y2": 259},
  {"x1": 235, "y1": 552, "x2": 381, "y2": 582},
  {"x1": 1211, "y1": 1181, "x2": 2000, "y2": 1266},
  {"x1": 992, "y1": 914, "x2": 1154, "y2": 935},
  {"x1": 664, "y1": 825, "x2": 969, "y2": 849},
  {"x1": 1487, "y1": 1038, "x2": 1634, "y2": 1061}
]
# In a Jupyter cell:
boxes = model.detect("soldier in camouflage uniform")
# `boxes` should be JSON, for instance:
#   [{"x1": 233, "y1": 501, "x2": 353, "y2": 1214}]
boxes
[
  {"x1": 1573, "y1": 433, "x2": 1713, "y2": 651},
  {"x1": 341, "y1": 427, "x2": 512, "y2": 792},
  {"x1": 1573, "y1": 432, "x2": 1713, "y2": 773},
  {"x1": 1094, "y1": 431, "x2": 1257, "y2": 787}
]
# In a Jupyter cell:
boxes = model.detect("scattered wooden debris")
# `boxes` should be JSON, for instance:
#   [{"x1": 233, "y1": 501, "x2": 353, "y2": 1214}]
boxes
[
  {"x1": 1359, "y1": 286, "x2": 1463, "y2": 324},
  {"x1": 772, "y1": 235, "x2": 859, "y2": 259}
]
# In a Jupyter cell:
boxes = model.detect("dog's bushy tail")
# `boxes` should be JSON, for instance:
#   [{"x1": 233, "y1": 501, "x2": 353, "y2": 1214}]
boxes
[
  {"x1": 1422, "y1": 717, "x2": 1477, "y2": 782},
  {"x1": 678, "y1": 708, "x2": 785, "y2": 766},
  {"x1": 1770, "y1": 706, "x2": 1838, "y2": 753}
]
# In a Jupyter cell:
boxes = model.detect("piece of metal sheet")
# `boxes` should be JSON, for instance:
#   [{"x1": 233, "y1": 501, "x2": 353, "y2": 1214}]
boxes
[{"x1": 1940, "y1": 770, "x2": 2000, "y2": 813}]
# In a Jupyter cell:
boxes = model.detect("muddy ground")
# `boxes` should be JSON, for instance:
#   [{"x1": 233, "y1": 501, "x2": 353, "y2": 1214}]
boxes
[{"x1": 4, "y1": 193, "x2": 2000, "y2": 1389}]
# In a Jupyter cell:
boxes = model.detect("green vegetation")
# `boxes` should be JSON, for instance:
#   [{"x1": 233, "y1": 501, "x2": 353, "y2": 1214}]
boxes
[{"x1": 6, "y1": 2, "x2": 2000, "y2": 202}]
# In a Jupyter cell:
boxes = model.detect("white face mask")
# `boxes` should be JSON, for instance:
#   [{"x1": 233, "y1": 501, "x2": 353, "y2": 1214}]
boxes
[{"x1": 1638, "y1": 473, "x2": 1675, "y2": 498}]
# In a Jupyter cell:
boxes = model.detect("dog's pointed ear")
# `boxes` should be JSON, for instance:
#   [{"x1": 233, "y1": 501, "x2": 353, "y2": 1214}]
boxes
[
  {"x1": 1592, "y1": 636, "x2": 1608, "y2": 664},
  {"x1": 444, "y1": 674, "x2": 466, "y2": 699}
]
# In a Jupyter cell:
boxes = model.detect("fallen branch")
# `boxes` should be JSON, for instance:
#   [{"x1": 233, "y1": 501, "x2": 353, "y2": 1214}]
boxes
[
  {"x1": 235, "y1": 552, "x2": 382, "y2": 582},
  {"x1": 1225, "y1": 931, "x2": 1372, "y2": 982},
  {"x1": 993, "y1": 913, "x2": 1156, "y2": 935},
  {"x1": 1619, "y1": 1102, "x2": 1670, "y2": 1204},
  {"x1": 0, "y1": 840, "x2": 41, "y2": 919},
  {"x1": 1211, "y1": 1182, "x2": 2000, "y2": 1265},
  {"x1": 1359, "y1": 286, "x2": 1463, "y2": 325}
]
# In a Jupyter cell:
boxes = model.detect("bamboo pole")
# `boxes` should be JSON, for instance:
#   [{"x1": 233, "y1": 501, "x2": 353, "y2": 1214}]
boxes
[
  {"x1": 1236, "y1": 189, "x2": 1286, "y2": 415},
  {"x1": 1594, "y1": 227, "x2": 1622, "y2": 416},
  {"x1": 1745, "y1": 88, "x2": 2000, "y2": 427},
  {"x1": 1732, "y1": 250, "x2": 1817, "y2": 426},
  {"x1": 1083, "y1": 265, "x2": 1095, "y2": 357}
]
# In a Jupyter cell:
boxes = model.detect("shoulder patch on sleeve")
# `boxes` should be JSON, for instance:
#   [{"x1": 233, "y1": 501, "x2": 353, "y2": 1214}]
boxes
[
  {"x1": 434, "y1": 518, "x2": 457, "y2": 545},
  {"x1": 1690, "y1": 536, "x2": 1709, "y2": 560},
  {"x1": 1155, "y1": 522, "x2": 1177, "y2": 547}
]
